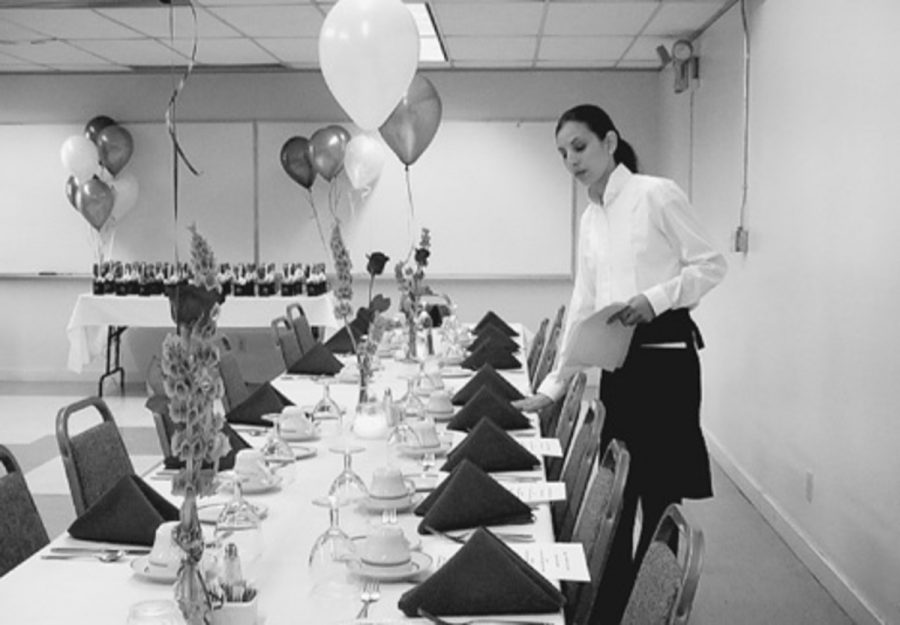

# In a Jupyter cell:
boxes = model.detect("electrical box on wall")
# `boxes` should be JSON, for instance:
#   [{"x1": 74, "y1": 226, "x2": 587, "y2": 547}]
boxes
[{"x1": 734, "y1": 226, "x2": 749, "y2": 253}]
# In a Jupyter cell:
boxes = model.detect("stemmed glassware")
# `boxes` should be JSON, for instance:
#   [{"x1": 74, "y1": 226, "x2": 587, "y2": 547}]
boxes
[
  {"x1": 396, "y1": 376, "x2": 425, "y2": 420},
  {"x1": 327, "y1": 445, "x2": 368, "y2": 505},
  {"x1": 308, "y1": 495, "x2": 357, "y2": 600},
  {"x1": 214, "y1": 474, "x2": 264, "y2": 569},
  {"x1": 311, "y1": 380, "x2": 343, "y2": 423},
  {"x1": 260, "y1": 413, "x2": 295, "y2": 463}
]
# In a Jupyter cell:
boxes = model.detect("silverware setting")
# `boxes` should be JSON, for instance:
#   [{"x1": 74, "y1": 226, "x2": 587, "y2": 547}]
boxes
[
  {"x1": 417, "y1": 607, "x2": 553, "y2": 625},
  {"x1": 424, "y1": 526, "x2": 534, "y2": 544},
  {"x1": 42, "y1": 550, "x2": 127, "y2": 563},
  {"x1": 357, "y1": 579, "x2": 381, "y2": 619},
  {"x1": 50, "y1": 547, "x2": 150, "y2": 556}
]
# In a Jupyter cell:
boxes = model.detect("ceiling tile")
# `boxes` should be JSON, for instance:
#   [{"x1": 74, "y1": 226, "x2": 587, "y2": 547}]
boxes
[
  {"x1": 543, "y1": 2, "x2": 658, "y2": 36},
  {"x1": 195, "y1": 0, "x2": 318, "y2": 6},
  {"x1": 168, "y1": 37, "x2": 279, "y2": 65},
  {"x1": 75, "y1": 38, "x2": 187, "y2": 66},
  {"x1": 624, "y1": 35, "x2": 677, "y2": 60},
  {"x1": 0, "y1": 17, "x2": 45, "y2": 41},
  {"x1": 0, "y1": 40, "x2": 107, "y2": 65},
  {"x1": 445, "y1": 35, "x2": 536, "y2": 61},
  {"x1": 644, "y1": 1, "x2": 725, "y2": 36},
  {"x1": 207, "y1": 5, "x2": 323, "y2": 38},
  {"x1": 0, "y1": 8, "x2": 143, "y2": 39},
  {"x1": 433, "y1": 3, "x2": 544, "y2": 36},
  {"x1": 454, "y1": 59, "x2": 534, "y2": 69},
  {"x1": 96, "y1": 6, "x2": 240, "y2": 39},
  {"x1": 255, "y1": 37, "x2": 318, "y2": 65},
  {"x1": 539, "y1": 35, "x2": 632, "y2": 61}
]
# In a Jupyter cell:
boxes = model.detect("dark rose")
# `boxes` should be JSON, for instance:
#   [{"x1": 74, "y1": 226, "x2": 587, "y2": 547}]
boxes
[
  {"x1": 414, "y1": 247, "x2": 430, "y2": 267},
  {"x1": 366, "y1": 251, "x2": 390, "y2": 276}
]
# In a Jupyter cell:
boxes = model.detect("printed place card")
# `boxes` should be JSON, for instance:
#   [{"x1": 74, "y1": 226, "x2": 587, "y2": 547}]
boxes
[
  {"x1": 509, "y1": 542, "x2": 590, "y2": 582},
  {"x1": 516, "y1": 437, "x2": 563, "y2": 457},
  {"x1": 500, "y1": 481, "x2": 567, "y2": 504}
]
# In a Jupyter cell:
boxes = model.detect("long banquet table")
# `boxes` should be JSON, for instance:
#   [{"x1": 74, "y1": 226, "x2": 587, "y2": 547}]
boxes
[{"x1": 0, "y1": 346, "x2": 568, "y2": 625}]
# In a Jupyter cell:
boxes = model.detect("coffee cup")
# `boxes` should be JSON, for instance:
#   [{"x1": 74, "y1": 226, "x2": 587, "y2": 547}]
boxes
[
  {"x1": 368, "y1": 465, "x2": 415, "y2": 500},
  {"x1": 233, "y1": 449, "x2": 272, "y2": 484},
  {"x1": 279, "y1": 406, "x2": 314, "y2": 436},
  {"x1": 360, "y1": 525, "x2": 412, "y2": 567},
  {"x1": 426, "y1": 390, "x2": 453, "y2": 415},
  {"x1": 148, "y1": 521, "x2": 182, "y2": 569},
  {"x1": 409, "y1": 419, "x2": 441, "y2": 448}
]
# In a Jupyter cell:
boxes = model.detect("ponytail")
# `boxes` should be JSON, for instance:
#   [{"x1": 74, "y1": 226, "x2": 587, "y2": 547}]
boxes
[{"x1": 614, "y1": 138, "x2": 638, "y2": 173}]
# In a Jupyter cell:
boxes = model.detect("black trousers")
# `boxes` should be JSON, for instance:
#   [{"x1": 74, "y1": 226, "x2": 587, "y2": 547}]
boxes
[{"x1": 590, "y1": 309, "x2": 712, "y2": 623}]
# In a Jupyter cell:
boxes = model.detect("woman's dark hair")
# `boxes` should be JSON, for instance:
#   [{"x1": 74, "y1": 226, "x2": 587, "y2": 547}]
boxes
[{"x1": 555, "y1": 104, "x2": 639, "y2": 173}]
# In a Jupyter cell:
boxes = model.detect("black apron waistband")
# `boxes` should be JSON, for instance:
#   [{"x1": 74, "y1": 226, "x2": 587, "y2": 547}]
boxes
[{"x1": 632, "y1": 309, "x2": 704, "y2": 350}]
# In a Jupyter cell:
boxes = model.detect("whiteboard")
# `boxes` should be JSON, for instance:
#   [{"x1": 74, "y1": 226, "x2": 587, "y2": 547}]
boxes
[{"x1": 0, "y1": 120, "x2": 572, "y2": 277}]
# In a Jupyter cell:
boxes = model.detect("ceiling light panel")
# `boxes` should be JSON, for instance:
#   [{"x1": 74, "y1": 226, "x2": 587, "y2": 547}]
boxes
[
  {"x1": 206, "y1": 5, "x2": 323, "y2": 38},
  {"x1": 643, "y1": 1, "x2": 724, "y2": 36},
  {"x1": 543, "y1": 2, "x2": 658, "y2": 36},
  {"x1": 539, "y1": 35, "x2": 632, "y2": 61},
  {"x1": 75, "y1": 38, "x2": 187, "y2": 66},
  {"x1": 433, "y1": 3, "x2": 544, "y2": 36},
  {"x1": 96, "y1": 7, "x2": 240, "y2": 39},
  {"x1": 0, "y1": 8, "x2": 142, "y2": 39},
  {"x1": 168, "y1": 37, "x2": 278, "y2": 65},
  {"x1": 445, "y1": 35, "x2": 536, "y2": 62}
]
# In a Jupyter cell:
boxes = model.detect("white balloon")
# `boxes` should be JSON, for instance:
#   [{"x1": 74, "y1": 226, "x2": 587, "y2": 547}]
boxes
[
  {"x1": 319, "y1": 0, "x2": 420, "y2": 131},
  {"x1": 60, "y1": 135, "x2": 99, "y2": 182},
  {"x1": 344, "y1": 133, "x2": 386, "y2": 192},
  {"x1": 110, "y1": 173, "x2": 139, "y2": 223}
]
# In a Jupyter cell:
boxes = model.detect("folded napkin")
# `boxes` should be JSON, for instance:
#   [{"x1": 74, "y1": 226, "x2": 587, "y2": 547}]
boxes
[
  {"x1": 473, "y1": 311, "x2": 519, "y2": 337},
  {"x1": 451, "y1": 363, "x2": 525, "y2": 406},
  {"x1": 415, "y1": 459, "x2": 533, "y2": 533},
  {"x1": 447, "y1": 386, "x2": 531, "y2": 432},
  {"x1": 461, "y1": 342, "x2": 522, "y2": 372},
  {"x1": 441, "y1": 418, "x2": 539, "y2": 473},
  {"x1": 398, "y1": 527, "x2": 564, "y2": 617},
  {"x1": 323, "y1": 308, "x2": 371, "y2": 355},
  {"x1": 467, "y1": 324, "x2": 520, "y2": 354},
  {"x1": 164, "y1": 423, "x2": 250, "y2": 471},
  {"x1": 287, "y1": 342, "x2": 344, "y2": 376},
  {"x1": 224, "y1": 382, "x2": 293, "y2": 426},
  {"x1": 68, "y1": 474, "x2": 179, "y2": 546}
]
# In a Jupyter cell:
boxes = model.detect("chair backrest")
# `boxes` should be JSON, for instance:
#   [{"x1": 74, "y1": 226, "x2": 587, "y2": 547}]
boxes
[
  {"x1": 286, "y1": 303, "x2": 318, "y2": 354},
  {"x1": 566, "y1": 438, "x2": 631, "y2": 625},
  {"x1": 218, "y1": 349, "x2": 251, "y2": 411},
  {"x1": 553, "y1": 399, "x2": 606, "y2": 541},
  {"x1": 56, "y1": 397, "x2": 134, "y2": 517},
  {"x1": 271, "y1": 316, "x2": 303, "y2": 370},
  {"x1": 0, "y1": 445, "x2": 50, "y2": 577},
  {"x1": 621, "y1": 503, "x2": 705, "y2": 625},
  {"x1": 151, "y1": 411, "x2": 174, "y2": 463},
  {"x1": 526, "y1": 317, "x2": 549, "y2": 391},
  {"x1": 531, "y1": 315, "x2": 563, "y2": 394},
  {"x1": 544, "y1": 370, "x2": 587, "y2": 481}
]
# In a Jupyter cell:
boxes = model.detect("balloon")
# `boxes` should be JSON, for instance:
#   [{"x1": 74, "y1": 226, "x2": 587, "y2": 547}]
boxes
[
  {"x1": 319, "y1": 0, "x2": 420, "y2": 130},
  {"x1": 84, "y1": 115, "x2": 116, "y2": 144},
  {"x1": 96, "y1": 124, "x2": 133, "y2": 176},
  {"x1": 280, "y1": 136, "x2": 317, "y2": 189},
  {"x1": 77, "y1": 178, "x2": 114, "y2": 231},
  {"x1": 344, "y1": 133, "x2": 386, "y2": 191},
  {"x1": 60, "y1": 135, "x2": 99, "y2": 182},
  {"x1": 65, "y1": 175, "x2": 80, "y2": 210},
  {"x1": 309, "y1": 125, "x2": 351, "y2": 182},
  {"x1": 380, "y1": 74, "x2": 443, "y2": 167},
  {"x1": 110, "y1": 173, "x2": 139, "y2": 223}
]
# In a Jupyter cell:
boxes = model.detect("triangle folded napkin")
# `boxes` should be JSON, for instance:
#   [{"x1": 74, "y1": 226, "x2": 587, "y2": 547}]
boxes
[
  {"x1": 447, "y1": 386, "x2": 531, "y2": 432},
  {"x1": 224, "y1": 381, "x2": 294, "y2": 426},
  {"x1": 398, "y1": 527, "x2": 564, "y2": 617},
  {"x1": 414, "y1": 459, "x2": 533, "y2": 533},
  {"x1": 68, "y1": 474, "x2": 179, "y2": 546},
  {"x1": 467, "y1": 324, "x2": 520, "y2": 354},
  {"x1": 461, "y1": 342, "x2": 522, "y2": 372},
  {"x1": 441, "y1": 418, "x2": 540, "y2": 473},
  {"x1": 473, "y1": 311, "x2": 519, "y2": 337},
  {"x1": 164, "y1": 423, "x2": 250, "y2": 471},
  {"x1": 287, "y1": 342, "x2": 344, "y2": 376},
  {"x1": 451, "y1": 363, "x2": 525, "y2": 406},
  {"x1": 323, "y1": 308, "x2": 370, "y2": 355}
]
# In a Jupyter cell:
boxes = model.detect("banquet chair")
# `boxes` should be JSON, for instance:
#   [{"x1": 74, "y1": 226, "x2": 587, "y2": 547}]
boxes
[
  {"x1": 218, "y1": 348, "x2": 252, "y2": 412},
  {"x1": 0, "y1": 445, "x2": 50, "y2": 577},
  {"x1": 56, "y1": 397, "x2": 135, "y2": 517},
  {"x1": 286, "y1": 303, "x2": 319, "y2": 355},
  {"x1": 564, "y1": 438, "x2": 630, "y2": 625},
  {"x1": 271, "y1": 316, "x2": 304, "y2": 371},
  {"x1": 552, "y1": 399, "x2": 606, "y2": 541},
  {"x1": 526, "y1": 317, "x2": 549, "y2": 392},
  {"x1": 531, "y1": 312, "x2": 563, "y2": 400},
  {"x1": 620, "y1": 503, "x2": 705, "y2": 625},
  {"x1": 544, "y1": 370, "x2": 586, "y2": 481},
  {"x1": 151, "y1": 411, "x2": 173, "y2": 462}
]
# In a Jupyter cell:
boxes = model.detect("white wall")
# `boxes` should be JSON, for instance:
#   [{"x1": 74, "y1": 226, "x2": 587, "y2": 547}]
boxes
[
  {"x1": 0, "y1": 70, "x2": 659, "y2": 383},
  {"x1": 658, "y1": 2, "x2": 900, "y2": 623}
]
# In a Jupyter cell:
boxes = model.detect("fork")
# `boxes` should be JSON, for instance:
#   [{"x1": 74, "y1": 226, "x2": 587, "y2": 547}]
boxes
[{"x1": 356, "y1": 580, "x2": 381, "y2": 619}]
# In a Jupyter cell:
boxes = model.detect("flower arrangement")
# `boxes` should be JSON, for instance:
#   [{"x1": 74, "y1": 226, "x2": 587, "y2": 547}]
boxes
[{"x1": 395, "y1": 228, "x2": 433, "y2": 358}]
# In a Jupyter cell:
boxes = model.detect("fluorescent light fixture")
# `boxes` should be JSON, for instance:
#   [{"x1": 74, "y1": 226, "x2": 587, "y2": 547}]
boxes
[{"x1": 407, "y1": 2, "x2": 447, "y2": 63}]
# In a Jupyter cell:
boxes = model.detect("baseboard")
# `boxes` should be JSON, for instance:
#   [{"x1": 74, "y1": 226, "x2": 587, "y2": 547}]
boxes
[{"x1": 705, "y1": 432, "x2": 885, "y2": 625}]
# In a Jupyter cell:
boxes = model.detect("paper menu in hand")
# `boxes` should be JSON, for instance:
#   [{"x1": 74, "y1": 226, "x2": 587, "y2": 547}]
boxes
[{"x1": 559, "y1": 303, "x2": 635, "y2": 372}]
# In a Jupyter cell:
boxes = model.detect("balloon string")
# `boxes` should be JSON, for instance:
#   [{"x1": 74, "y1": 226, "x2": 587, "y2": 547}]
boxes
[
  {"x1": 306, "y1": 190, "x2": 329, "y2": 256},
  {"x1": 405, "y1": 165, "x2": 415, "y2": 260}
]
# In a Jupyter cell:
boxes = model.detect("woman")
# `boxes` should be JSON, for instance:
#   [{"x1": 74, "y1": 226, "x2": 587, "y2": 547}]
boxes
[{"x1": 514, "y1": 104, "x2": 726, "y2": 621}]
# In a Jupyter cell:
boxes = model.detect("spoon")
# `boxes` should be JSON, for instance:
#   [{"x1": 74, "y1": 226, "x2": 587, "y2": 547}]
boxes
[{"x1": 41, "y1": 550, "x2": 126, "y2": 563}]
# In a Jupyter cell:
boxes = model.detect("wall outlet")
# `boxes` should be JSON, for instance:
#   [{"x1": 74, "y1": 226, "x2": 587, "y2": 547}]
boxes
[
  {"x1": 805, "y1": 470, "x2": 814, "y2": 503},
  {"x1": 734, "y1": 226, "x2": 750, "y2": 253}
]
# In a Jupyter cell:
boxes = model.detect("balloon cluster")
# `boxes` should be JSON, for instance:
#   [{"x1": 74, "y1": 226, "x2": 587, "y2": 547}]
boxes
[{"x1": 60, "y1": 115, "x2": 138, "y2": 232}]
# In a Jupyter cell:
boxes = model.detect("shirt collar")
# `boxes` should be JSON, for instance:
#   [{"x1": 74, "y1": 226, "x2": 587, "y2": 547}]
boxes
[{"x1": 602, "y1": 163, "x2": 633, "y2": 206}]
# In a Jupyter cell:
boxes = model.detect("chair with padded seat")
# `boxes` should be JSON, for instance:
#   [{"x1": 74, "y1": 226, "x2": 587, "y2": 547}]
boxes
[
  {"x1": 531, "y1": 315, "x2": 562, "y2": 398},
  {"x1": 56, "y1": 396, "x2": 135, "y2": 517},
  {"x1": 0, "y1": 445, "x2": 50, "y2": 577},
  {"x1": 543, "y1": 370, "x2": 586, "y2": 481},
  {"x1": 271, "y1": 315, "x2": 303, "y2": 372},
  {"x1": 218, "y1": 348, "x2": 252, "y2": 412},
  {"x1": 564, "y1": 438, "x2": 630, "y2": 624},
  {"x1": 286, "y1": 303, "x2": 319, "y2": 355},
  {"x1": 526, "y1": 317, "x2": 549, "y2": 392},
  {"x1": 620, "y1": 503, "x2": 705, "y2": 625}
]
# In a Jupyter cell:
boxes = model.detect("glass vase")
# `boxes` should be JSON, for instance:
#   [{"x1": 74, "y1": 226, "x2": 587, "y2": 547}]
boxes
[{"x1": 174, "y1": 484, "x2": 212, "y2": 625}]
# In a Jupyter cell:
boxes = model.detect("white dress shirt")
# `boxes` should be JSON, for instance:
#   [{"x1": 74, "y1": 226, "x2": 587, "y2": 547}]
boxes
[{"x1": 538, "y1": 164, "x2": 727, "y2": 401}]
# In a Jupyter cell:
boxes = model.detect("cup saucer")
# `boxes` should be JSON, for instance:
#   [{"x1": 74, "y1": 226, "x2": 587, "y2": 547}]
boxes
[
  {"x1": 130, "y1": 556, "x2": 179, "y2": 584},
  {"x1": 197, "y1": 501, "x2": 269, "y2": 525},
  {"x1": 397, "y1": 441, "x2": 451, "y2": 458},
  {"x1": 346, "y1": 551, "x2": 432, "y2": 582},
  {"x1": 281, "y1": 426, "x2": 320, "y2": 442},
  {"x1": 359, "y1": 492, "x2": 421, "y2": 512},
  {"x1": 219, "y1": 471, "x2": 283, "y2": 494},
  {"x1": 351, "y1": 534, "x2": 422, "y2": 552}
]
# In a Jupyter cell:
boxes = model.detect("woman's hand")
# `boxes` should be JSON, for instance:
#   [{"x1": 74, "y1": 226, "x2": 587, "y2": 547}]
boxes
[
  {"x1": 607, "y1": 294, "x2": 655, "y2": 326},
  {"x1": 512, "y1": 394, "x2": 554, "y2": 413}
]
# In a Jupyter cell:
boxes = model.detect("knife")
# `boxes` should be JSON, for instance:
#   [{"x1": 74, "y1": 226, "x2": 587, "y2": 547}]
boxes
[{"x1": 51, "y1": 547, "x2": 151, "y2": 556}]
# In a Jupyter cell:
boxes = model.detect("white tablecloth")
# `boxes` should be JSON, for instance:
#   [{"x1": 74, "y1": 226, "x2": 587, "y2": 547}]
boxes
[{"x1": 66, "y1": 293, "x2": 340, "y2": 373}]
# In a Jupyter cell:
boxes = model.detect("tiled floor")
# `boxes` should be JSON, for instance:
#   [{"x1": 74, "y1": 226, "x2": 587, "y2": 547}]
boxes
[{"x1": 0, "y1": 381, "x2": 856, "y2": 623}]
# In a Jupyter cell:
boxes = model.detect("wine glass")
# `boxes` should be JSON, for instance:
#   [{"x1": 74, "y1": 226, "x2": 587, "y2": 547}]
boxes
[
  {"x1": 260, "y1": 413, "x2": 295, "y2": 463},
  {"x1": 308, "y1": 495, "x2": 358, "y2": 600},
  {"x1": 215, "y1": 474, "x2": 264, "y2": 570},
  {"x1": 311, "y1": 380, "x2": 344, "y2": 423},
  {"x1": 397, "y1": 376, "x2": 425, "y2": 420},
  {"x1": 327, "y1": 445, "x2": 368, "y2": 505}
]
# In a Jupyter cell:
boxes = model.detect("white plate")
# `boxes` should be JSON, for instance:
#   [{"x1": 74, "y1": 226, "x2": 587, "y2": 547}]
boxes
[
  {"x1": 219, "y1": 471, "x2": 283, "y2": 495},
  {"x1": 198, "y1": 502, "x2": 269, "y2": 525},
  {"x1": 350, "y1": 534, "x2": 422, "y2": 552},
  {"x1": 358, "y1": 492, "x2": 422, "y2": 512},
  {"x1": 426, "y1": 409, "x2": 455, "y2": 423},
  {"x1": 396, "y1": 442, "x2": 451, "y2": 458},
  {"x1": 130, "y1": 556, "x2": 179, "y2": 584},
  {"x1": 440, "y1": 367, "x2": 472, "y2": 379},
  {"x1": 346, "y1": 551, "x2": 432, "y2": 582},
  {"x1": 281, "y1": 428, "x2": 320, "y2": 442},
  {"x1": 288, "y1": 445, "x2": 318, "y2": 460}
]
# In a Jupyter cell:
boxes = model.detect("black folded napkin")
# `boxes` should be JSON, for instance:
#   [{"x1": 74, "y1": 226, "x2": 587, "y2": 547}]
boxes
[
  {"x1": 68, "y1": 474, "x2": 179, "y2": 546},
  {"x1": 163, "y1": 423, "x2": 250, "y2": 471},
  {"x1": 467, "y1": 324, "x2": 520, "y2": 354},
  {"x1": 447, "y1": 386, "x2": 531, "y2": 432},
  {"x1": 473, "y1": 311, "x2": 519, "y2": 337},
  {"x1": 415, "y1": 459, "x2": 533, "y2": 533},
  {"x1": 286, "y1": 342, "x2": 344, "y2": 376},
  {"x1": 324, "y1": 308, "x2": 371, "y2": 354},
  {"x1": 461, "y1": 342, "x2": 522, "y2": 372},
  {"x1": 398, "y1": 527, "x2": 564, "y2": 617},
  {"x1": 451, "y1": 364, "x2": 525, "y2": 406},
  {"x1": 441, "y1": 418, "x2": 539, "y2": 473},
  {"x1": 224, "y1": 381, "x2": 293, "y2": 426}
]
